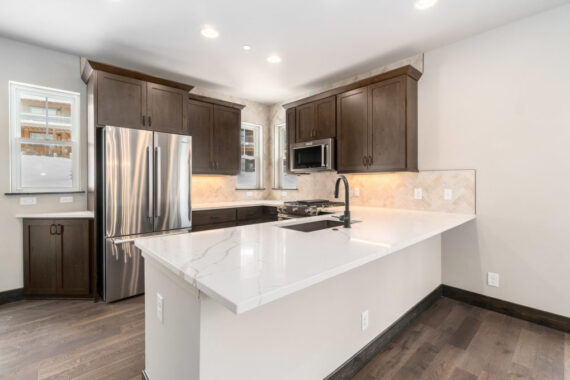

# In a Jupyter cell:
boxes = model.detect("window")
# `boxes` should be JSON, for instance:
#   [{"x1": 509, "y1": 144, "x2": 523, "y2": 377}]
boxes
[
  {"x1": 9, "y1": 82, "x2": 81, "y2": 192},
  {"x1": 274, "y1": 123, "x2": 297, "y2": 189},
  {"x1": 237, "y1": 122, "x2": 263, "y2": 189}
]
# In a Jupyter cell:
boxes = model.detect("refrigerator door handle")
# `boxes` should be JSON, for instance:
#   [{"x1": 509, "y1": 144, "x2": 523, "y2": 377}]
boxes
[
  {"x1": 155, "y1": 146, "x2": 162, "y2": 218},
  {"x1": 147, "y1": 146, "x2": 153, "y2": 220}
]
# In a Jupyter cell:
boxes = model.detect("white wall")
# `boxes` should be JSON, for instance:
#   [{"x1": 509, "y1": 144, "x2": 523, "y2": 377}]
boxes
[
  {"x1": 0, "y1": 37, "x2": 88, "y2": 292},
  {"x1": 419, "y1": 5, "x2": 570, "y2": 316}
]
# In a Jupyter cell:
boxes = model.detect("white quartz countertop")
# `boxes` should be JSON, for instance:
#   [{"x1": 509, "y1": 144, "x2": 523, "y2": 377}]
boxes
[
  {"x1": 192, "y1": 200, "x2": 283, "y2": 211},
  {"x1": 15, "y1": 211, "x2": 94, "y2": 219},
  {"x1": 136, "y1": 207, "x2": 475, "y2": 314}
]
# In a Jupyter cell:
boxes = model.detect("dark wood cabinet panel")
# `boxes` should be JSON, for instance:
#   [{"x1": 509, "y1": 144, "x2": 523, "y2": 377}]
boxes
[
  {"x1": 337, "y1": 87, "x2": 369, "y2": 173},
  {"x1": 58, "y1": 220, "x2": 91, "y2": 296},
  {"x1": 295, "y1": 103, "x2": 315, "y2": 142},
  {"x1": 285, "y1": 108, "x2": 296, "y2": 174},
  {"x1": 146, "y1": 83, "x2": 189, "y2": 134},
  {"x1": 213, "y1": 105, "x2": 241, "y2": 175},
  {"x1": 97, "y1": 72, "x2": 146, "y2": 129},
  {"x1": 193, "y1": 206, "x2": 277, "y2": 231},
  {"x1": 192, "y1": 208, "x2": 236, "y2": 227},
  {"x1": 237, "y1": 206, "x2": 264, "y2": 221},
  {"x1": 314, "y1": 96, "x2": 336, "y2": 139},
  {"x1": 368, "y1": 77, "x2": 406, "y2": 171},
  {"x1": 188, "y1": 100, "x2": 214, "y2": 174},
  {"x1": 23, "y1": 218, "x2": 93, "y2": 298},
  {"x1": 24, "y1": 220, "x2": 58, "y2": 295}
]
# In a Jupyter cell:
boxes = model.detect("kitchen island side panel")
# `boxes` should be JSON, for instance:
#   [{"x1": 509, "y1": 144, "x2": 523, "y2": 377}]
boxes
[{"x1": 198, "y1": 235, "x2": 441, "y2": 380}]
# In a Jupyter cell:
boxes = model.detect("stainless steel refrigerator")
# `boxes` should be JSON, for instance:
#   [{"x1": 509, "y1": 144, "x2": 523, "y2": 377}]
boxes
[{"x1": 99, "y1": 126, "x2": 191, "y2": 302}]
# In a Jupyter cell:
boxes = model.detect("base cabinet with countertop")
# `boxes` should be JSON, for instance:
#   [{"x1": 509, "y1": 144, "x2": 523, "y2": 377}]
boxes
[
  {"x1": 23, "y1": 218, "x2": 94, "y2": 298},
  {"x1": 192, "y1": 206, "x2": 278, "y2": 232}
]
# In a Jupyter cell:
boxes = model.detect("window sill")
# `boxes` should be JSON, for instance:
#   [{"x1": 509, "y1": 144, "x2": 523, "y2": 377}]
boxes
[
  {"x1": 234, "y1": 188, "x2": 266, "y2": 191},
  {"x1": 4, "y1": 190, "x2": 86, "y2": 196},
  {"x1": 271, "y1": 188, "x2": 298, "y2": 191}
]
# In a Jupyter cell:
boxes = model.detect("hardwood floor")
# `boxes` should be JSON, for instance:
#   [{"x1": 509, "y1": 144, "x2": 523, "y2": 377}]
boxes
[
  {"x1": 353, "y1": 297, "x2": 570, "y2": 380},
  {"x1": 0, "y1": 296, "x2": 144, "y2": 380},
  {"x1": 1, "y1": 296, "x2": 568, "y2": 379}
]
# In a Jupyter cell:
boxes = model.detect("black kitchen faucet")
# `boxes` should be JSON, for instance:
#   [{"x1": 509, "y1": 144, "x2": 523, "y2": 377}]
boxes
[{"x1": 334, "y1": 175, "x2": 351, "y2": 228}]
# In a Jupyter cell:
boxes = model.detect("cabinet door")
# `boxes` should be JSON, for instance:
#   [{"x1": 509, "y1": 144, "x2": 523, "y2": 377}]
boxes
[
  {"x1": 147, "y1": 83, "x2": 189, "y2": 134},
  {"x1": 188, "y1": 100, "x2": 214, "y2": 174},
  {"x1": 285, "y1": 108, "x2": 296, "y2": 174},
  {"x1": 97, "y1": 72, "x2": 146, "y2": 129},
  {"x1": 213, "y1": 105, "x2": 241, "y2": 174},
  {"x1": 23, "y1": 219, "x2": 58, "y2": 296},
  {"x1": 337, "y1": 87, "x2": 369, "y2": 173},
  {"x1": 314, "y1": 96, "x2": 336, "y2": 139},
  {"x1": 295, "y1": 103, "x2": 315, "y2": 142},
  {"x1": 57, "y1": 219, "x2": 91, "y2": 296},
  {"x1": 368, "y1": 77, "x2": 407, "y2": 171}
]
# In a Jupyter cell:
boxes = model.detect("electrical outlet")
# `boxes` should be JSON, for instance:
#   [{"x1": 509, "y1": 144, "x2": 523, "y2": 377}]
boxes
[
  {"x1": 361, "y1": 310, "x2": 369, "y2": 331},
  {"x1": 414, "y1": 188, "x2": 423, "y2": 200},
  {"x1": 444, "y1": 189, "x2": 453, "y2": 201},
  {"x1": 246, "y1": 191, "x2": 253, "y2": 197},
  {"x1": 156, "y1": 293, "x2": 164, "y2": 323},
  {"x1": 354, "y1": 187, "x2": 360, "y2": 197},
  {"x1": 60, "y1": 196, "x2": 73, "y2": 203},
  {"x1": 487, "y1": 272, "x2": 500, "y2": 287},
  {"x1": 20, "y1": 197, "x2": 36, "y2": 206},
  {"x1": 281, "y1": 191, "x2": 287, "y2": 197}
]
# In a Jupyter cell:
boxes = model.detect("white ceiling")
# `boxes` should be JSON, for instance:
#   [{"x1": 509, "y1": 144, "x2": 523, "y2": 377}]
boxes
[{"x1": 0, "y1": 0, "x2": 567, "y2": 104}]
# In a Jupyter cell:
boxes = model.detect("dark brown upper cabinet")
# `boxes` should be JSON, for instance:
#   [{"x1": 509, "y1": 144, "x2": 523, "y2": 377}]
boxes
[
  {"x1": 24, "y1": 218, "x2": 93, "y2": 298},
  {"x1": 82, "y1": 59, "x2": 193, "y2": 132},
  {"x1": 146, "y1": 82, "x2": 189, "y2": 134},
  {"x1": 97, "y1": 72, "x2": 147, "y2": 130},
  {"x1": 187, "y1": 94, "x2": 244, "y2": 175},
  {"x1": 294, "y1": 96, "x2": 336, "y2": 142},
  {"x1": 188, "y1": 99, "x2": 214, "y2": 173},
  {"x1": 283, "y1": 65, "x2": 421, "y2": 174}
]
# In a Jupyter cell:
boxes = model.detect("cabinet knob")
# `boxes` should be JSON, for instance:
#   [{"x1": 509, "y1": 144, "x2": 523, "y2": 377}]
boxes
[
  {"x1": 369, "y1": 155, "x2": 373, "y2": 166},
  {"x1": 148, "y1": 116, "x2": 152, "y2": 127},
  {"x1": 50, "y1": 224, "x2": 57, "y2": 235},
  {"x1": 142, "y1": 116, "x2": 146, "y2": 126}
]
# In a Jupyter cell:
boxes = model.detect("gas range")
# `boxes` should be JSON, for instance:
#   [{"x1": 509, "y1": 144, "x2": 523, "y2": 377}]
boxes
[{"x1": 277, "y1": 199, "x2": 345, "y2": 219}]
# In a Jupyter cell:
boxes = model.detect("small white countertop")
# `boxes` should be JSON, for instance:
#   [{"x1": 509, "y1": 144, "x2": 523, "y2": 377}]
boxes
[
  {"x1": 135, "y1": 207, "x2": 475, "y2": 314},
  {"x1": 15, "y1": 211, "x2": 94, "y2": 219},
  {"x1": 192, "y1": 200, "x2": 283, "y2": 211}
]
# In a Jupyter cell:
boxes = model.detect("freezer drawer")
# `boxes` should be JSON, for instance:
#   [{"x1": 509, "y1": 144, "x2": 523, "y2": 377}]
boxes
[{"x1": 104, "y1": 238, "x2": 145, "y2": 302}]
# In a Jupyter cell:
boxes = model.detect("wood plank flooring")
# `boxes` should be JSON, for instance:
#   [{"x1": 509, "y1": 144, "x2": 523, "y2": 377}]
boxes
[
  {"x1": 1, "y1": 296, "x2": 568, "y2": 379},
  {"x1": 0, "y1": 296, "x2": 144, "y2": 380},
  {"x1": 354, "y1": 297, "x2": 570, "y2": 380}
]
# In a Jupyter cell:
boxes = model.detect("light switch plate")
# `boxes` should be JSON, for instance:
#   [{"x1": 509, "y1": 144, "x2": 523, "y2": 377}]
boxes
[
  {"x1": 281, "y1": 191, "x2": 287, "y2": 197},
  {"x1": 487, "y1": 272, "x2": 500, "y2": 287},
  {"x1": 354, "y1": 187, "x2": 360, "y2": 197},
  {"x1": 20, "y1": 197, "x2": 36, "y2": 206},
  {"x1": 444, "y1": 189, "x2": 453, "y2": 201},
  {"x1": 60, "y1": 196, "x2": 73, "y2": 203},
  {"x1": 414, "y1": 188, "x2": 423, "y2": 200}
]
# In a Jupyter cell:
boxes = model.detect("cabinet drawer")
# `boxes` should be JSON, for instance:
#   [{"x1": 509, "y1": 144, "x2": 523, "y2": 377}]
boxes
[
  {"x1": 237, "y1": 206, "x2": 264, "y2": 221},
  {"x1": 192, "y1": 208, "x2": 236, "y2": 226},
  {"x1": 192, "y1": 221, "x2": 236, "y2": 232}
]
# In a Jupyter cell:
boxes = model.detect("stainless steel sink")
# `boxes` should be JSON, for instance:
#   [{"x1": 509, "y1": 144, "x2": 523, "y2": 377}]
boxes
[{"x1": 280, "y1": 219, "x2": 345, "y2": 232}]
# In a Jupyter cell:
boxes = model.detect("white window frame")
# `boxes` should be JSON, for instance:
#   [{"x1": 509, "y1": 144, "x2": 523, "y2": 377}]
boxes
[
  {"x1": 9, "y1": 81, "x2": 81, "y2": 193},
  {"x1": 274, "y1": 123, "x2": 297, "y2": 190},
  {"x1": 237, "y1": 122, "x2": 263, "y2": 190}
]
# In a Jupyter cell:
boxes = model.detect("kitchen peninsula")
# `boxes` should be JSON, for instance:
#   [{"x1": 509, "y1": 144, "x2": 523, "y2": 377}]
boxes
[{"x1": 135, "y1": 206, "x2": 475, "y2": 380}]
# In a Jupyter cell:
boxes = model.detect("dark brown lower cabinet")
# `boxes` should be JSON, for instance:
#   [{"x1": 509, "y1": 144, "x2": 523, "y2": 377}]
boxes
[
  {"x1": 23, "y1": 218, "x2": 93, "y2": 298},
  {"x1": 192, "y1": 206, "x2": 278, "y2": 232}
]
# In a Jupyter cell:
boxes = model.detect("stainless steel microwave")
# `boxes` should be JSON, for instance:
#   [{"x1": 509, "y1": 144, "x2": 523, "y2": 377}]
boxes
[{"x1": 290, "y1": 138, "x2": 335, "y2": 173}]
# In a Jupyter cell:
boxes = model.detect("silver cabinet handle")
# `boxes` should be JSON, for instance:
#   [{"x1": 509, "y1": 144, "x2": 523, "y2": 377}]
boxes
[
  {"x1": 147, "y1": 147, "x2": 153, "y2": 219},
  {"x1": 155, "y1": 146, "x2": 161, "y2": 217}
]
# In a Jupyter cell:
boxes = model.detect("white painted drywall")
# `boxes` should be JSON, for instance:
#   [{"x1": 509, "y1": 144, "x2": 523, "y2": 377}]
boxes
[
  {"x1": 419, "y1": 5, "x2": 570, "y2": 316},
  {"x1": 0, "y1": 37, "x2": 87, "y2": 292},
  {"x1": 144, "y1": 236, "x2": 441, "y2": 380}
]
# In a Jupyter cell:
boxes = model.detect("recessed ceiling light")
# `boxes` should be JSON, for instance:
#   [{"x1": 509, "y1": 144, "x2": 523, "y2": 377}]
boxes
[
  {"x1": 267, "y1": 55, "x2": 282, "y2": 64},
  {"x1": 414, "y1": 0, "x2": 437, "y2": 10},
  {"x1": 201, "y1": 25, "x2": 219, "y2": 39},
  {"x1": 242, "y1": 45, "x2": 251, "y2": 51}
]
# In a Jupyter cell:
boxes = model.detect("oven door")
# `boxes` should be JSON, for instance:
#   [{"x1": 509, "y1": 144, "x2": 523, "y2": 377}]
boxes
[{"x1": 290, "y1": 138, "x2": 334, "y2": 173}]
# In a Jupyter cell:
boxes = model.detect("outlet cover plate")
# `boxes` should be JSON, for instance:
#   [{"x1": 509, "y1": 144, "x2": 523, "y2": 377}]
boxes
[{"x1": 487, "y1": 272, "x2": 500, "y2": 287}]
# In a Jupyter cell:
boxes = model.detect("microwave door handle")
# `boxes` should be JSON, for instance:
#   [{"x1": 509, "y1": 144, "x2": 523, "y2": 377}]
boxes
[{"x1": 321, "y1": 145, "x2": 326, "y2": 167}]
